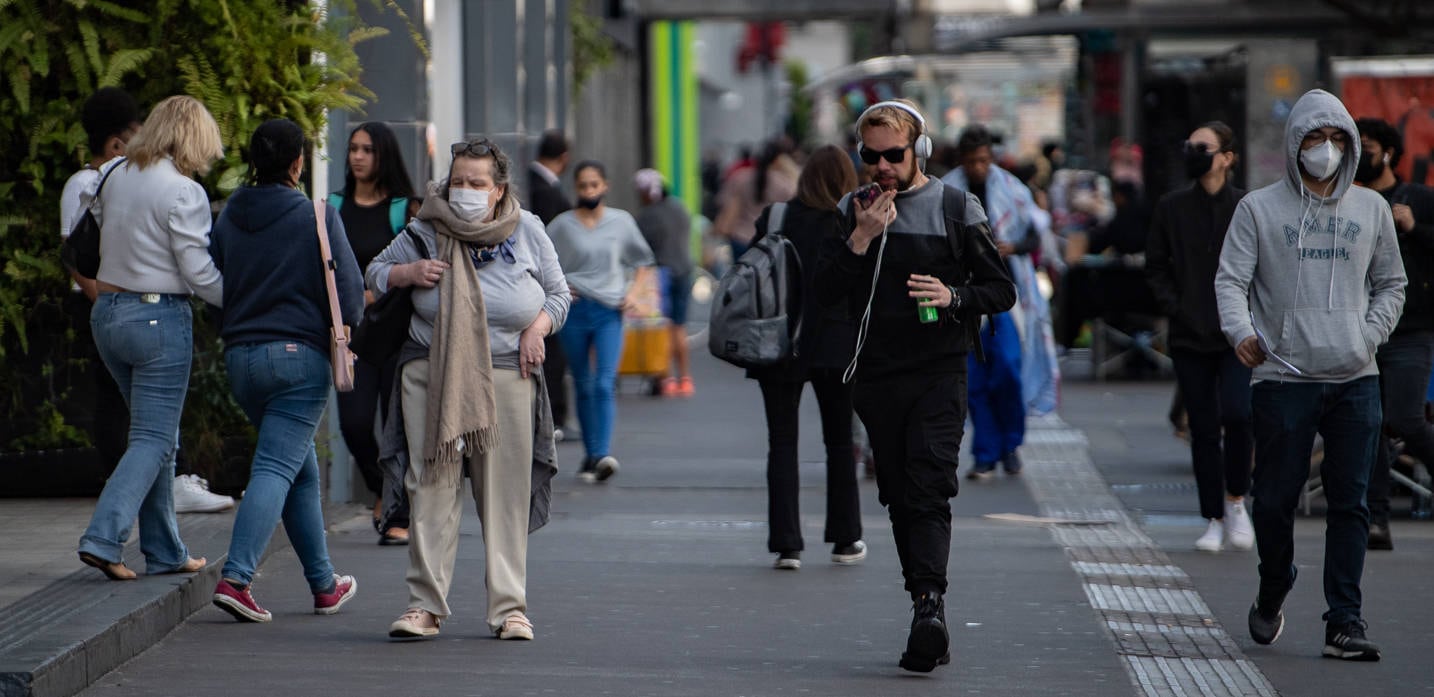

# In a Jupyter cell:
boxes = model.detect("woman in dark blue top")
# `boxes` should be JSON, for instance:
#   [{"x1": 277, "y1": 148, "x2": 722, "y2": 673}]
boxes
[{"x1": 207, "y1": 119, "x2": 364, "y2": 623}]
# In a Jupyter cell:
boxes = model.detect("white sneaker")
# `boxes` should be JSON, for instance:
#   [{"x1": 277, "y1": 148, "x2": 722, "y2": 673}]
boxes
[
  {"x1": 1224, "y1": 499, "x2": 1255, "y2": 551},
  {"x1": 1194, "y1": 519, "x2": 1224, "y2": 552},
  {"x1": 174, "y1": 474, "x2": 235, "y2": 513}
]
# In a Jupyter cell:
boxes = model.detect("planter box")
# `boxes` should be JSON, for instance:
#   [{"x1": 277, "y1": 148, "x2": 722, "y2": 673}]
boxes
[{"x1": 0, "y1": 447, "x2": 108, "y2": 497}]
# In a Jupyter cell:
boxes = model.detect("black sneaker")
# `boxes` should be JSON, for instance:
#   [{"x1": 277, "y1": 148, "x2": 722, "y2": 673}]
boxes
[
  {"x1": 899, "y1": 593, "x2": 951, "y2": 672},
  {"x1": 577, "y1": 457, "x2": 597, "y2": 483},
  {"x1": 1248, "y1": 567, "x2": 1297, "y2": 645},
  {"x1": 595, "y1": 455, "x2": 620, "y2": 482},
  {"x1": 773, "y1": 551, "x2": 801, "y2": 570},
  {"x1": 831, "y1": 540, "x2": 867, "y2": 565},
  {"x1": 1323, "y1": 619, "x2": 1381, "y2": 661},
  {"x1": 1367, "y1": 523, "x2": 1393, "y2": 550},
  {"x1": 966, "y1": 463, "x2": 996, "y2": 481},
  {"x1": 1001, "y1": 450, "x2": 1023, "y2": 475}
]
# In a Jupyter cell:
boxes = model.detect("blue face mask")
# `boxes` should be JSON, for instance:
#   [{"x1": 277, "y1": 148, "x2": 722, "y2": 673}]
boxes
[{"x1": 1300, "y1": 140, "x2": 1343, "y2": 181}]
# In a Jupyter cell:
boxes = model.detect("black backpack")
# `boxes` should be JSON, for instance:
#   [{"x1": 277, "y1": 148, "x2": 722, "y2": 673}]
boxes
[{"x1": 707, "y1": 202, "x2": 803, "y2": 368}]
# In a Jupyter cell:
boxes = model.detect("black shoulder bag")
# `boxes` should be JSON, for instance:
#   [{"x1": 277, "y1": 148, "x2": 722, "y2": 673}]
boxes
[
  {"x1": 350, "y1": 226, "x2": 430, "y2": 364},
  {"x1": 61, "y1": 157, "x2": 126, "y2": 279}
]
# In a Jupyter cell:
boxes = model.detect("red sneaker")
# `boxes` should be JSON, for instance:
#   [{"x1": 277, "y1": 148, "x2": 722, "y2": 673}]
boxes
[
  {"x1": 677, "y1": 376, "x2": 695, "y2": 397},
  {"x1": 314, "y1": 574, "x2": 357, "y2": 615},
  {"x1": 213, "y1": 579, "x2": 272, "y2": 623},
  {"x1": 659, "y1": 377, "x2": 679, "y2": 397}
]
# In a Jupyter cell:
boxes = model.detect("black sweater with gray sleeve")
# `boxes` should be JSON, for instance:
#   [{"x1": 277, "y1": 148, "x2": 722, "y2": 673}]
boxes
[{"x1": 814, "y1": 178, "x2": 1015, "y2": 382}]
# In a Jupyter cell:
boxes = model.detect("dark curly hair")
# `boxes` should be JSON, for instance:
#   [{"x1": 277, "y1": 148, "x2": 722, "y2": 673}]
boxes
[
  {"x1": 81, "y1": 87, "x2": 141, "y2": 155},
  {"x1": 1356, "y1": 117, "x2": 1403, "y2": 169}
]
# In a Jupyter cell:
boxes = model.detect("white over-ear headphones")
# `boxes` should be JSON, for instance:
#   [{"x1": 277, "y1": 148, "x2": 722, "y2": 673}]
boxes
[{"x1": 856, "y1": 100, "x2": 933, "y2": 161}]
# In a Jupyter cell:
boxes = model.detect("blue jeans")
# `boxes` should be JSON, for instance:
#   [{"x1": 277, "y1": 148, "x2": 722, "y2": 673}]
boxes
[
  {"x1": 221, "y1": 342, "x2": 335, "y2": 593},
  {"x1": 968, "y1": 313, "x2": 1025, "y2": 465},
  {"x1": 559, "y1": 299, "x2": 624, "y2": 460},
  {"x1": 79, "y1": 293, "x2": 193, "y2": 571},
  {"x1": 1369, "y1": 331, "x2": 1434, "y2": 524},
  {"x1": 1251, "y1": 376, "x2": 1380, "y2": 625}
]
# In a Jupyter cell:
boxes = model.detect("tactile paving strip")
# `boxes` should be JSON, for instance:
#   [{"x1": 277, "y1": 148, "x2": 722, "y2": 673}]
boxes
[{"x1": 1017, "y1": 417, "x2": 1277, "y2": 697}]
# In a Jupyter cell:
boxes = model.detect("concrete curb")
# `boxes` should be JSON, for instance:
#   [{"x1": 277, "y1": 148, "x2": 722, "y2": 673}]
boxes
[{"x1": 0, "y1": 505, "x2": 365, "y2": 697}]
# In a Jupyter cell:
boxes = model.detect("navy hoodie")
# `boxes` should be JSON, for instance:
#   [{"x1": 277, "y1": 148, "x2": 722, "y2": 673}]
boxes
[{"x1": 210, "y1": 184, "x2": 364, "y2": 355}]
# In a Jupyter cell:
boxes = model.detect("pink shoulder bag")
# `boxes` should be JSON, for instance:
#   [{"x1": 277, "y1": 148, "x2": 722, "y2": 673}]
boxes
[{"x1": 314, "y1": 200, "x2": 356, "y2": 392}]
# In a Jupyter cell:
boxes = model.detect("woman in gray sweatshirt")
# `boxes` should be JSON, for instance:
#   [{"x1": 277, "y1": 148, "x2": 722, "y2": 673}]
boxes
[{"x1": 367, "y1": 138, "x2": 569, "y2": 642}]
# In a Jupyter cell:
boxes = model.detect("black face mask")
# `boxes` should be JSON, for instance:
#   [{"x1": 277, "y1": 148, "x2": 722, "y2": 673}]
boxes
[
  {"x1": 1354, "y1": 151, "x2": 1385, "y2": 184},
  {"x1": 577, "y1": 195, "x2": 603, "y2": 210},
  {"x1": 1183, "y1": 147, "x2": 1215, "y2": 179}
]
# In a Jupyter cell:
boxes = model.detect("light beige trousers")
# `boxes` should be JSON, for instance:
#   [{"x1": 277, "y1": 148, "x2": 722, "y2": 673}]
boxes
[{"x1": 401, "y1": 359, "x2": 533, "y2": 631}]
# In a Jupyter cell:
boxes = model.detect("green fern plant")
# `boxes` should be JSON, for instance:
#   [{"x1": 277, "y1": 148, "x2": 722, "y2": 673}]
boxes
[{"x1": 0, "y1": 0, "x2": 418, "y2": 455}]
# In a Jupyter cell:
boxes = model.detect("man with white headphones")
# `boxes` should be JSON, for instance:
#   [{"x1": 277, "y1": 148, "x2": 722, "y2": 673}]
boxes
[{"x1": 814, "y1": 98, "x2": 1015, "y2": 672}]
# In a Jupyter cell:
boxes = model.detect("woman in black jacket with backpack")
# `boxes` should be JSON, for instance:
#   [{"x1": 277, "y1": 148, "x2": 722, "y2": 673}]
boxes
[{"x1": 748, "y1": 145, "x2": 864, "y2": 570}]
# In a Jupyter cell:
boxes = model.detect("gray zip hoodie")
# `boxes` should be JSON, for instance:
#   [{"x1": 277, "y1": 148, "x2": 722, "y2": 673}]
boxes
[{"x1": 1214, "y1": 89, "x2": 1406, "y2": 383}]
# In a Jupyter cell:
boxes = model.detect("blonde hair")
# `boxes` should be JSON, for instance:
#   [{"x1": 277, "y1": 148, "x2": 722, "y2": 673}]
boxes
[
  {"x1": 126, "y1": 96, "x2": 224, "y2": 176},
  {"x1": 857, "y1": 98, "x2": 923, "y2": 145}
]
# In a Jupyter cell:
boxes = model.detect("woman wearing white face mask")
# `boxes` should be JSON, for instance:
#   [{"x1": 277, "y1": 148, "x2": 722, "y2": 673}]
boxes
[{"x1": 366, "y1": 138, "x2": 570, "y2": 641}]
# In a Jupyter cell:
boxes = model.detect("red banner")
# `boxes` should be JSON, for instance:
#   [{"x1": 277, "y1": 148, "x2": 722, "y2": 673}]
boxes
[{"x1": 1342, "y1": 75, "x2": 1434, "y2": 186}]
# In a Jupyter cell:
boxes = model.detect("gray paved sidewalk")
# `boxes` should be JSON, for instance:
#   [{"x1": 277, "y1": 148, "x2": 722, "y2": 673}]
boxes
[
  {"x1": 70, "y1": 352, "x2": 1137, "y2": 697},
  {"x1": 9, "y1": 348, "x2": 1430, "y2": 696}
]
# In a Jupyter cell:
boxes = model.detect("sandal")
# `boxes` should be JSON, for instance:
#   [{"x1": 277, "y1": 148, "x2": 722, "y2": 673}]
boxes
[
  {"x1": 79, "y1": 552, "x2": 137, "y2": 581},
  {"x1": 379, "y1": 527, "x2": 409, "y2": 546},
  {"x1": 155, "y1": 556, "x2": 208, "y2": 575}
]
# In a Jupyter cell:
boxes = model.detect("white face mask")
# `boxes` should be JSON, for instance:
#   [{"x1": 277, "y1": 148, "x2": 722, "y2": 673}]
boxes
[
  {"x1": 448, "y1": 188, "x2": 490, "y2": 221},
  {"x1": 1300, "y1": 139, "x2": 1343, "y2": 182}
]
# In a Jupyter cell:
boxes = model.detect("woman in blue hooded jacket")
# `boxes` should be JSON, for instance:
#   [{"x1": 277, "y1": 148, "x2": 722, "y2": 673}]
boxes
[{"x1": 207, "y1": 119, "x2": 365, "y2": 623}]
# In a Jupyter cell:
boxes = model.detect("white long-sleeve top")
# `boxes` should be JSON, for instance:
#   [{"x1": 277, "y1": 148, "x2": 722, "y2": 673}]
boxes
[{"x1": 83, "y1": 156, "x2": 223, "y2": 306}]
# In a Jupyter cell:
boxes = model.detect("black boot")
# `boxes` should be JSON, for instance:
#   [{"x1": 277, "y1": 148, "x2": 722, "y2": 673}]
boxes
[{"x1": 899, "y1": 592, "x2": 951, "y2": 672}]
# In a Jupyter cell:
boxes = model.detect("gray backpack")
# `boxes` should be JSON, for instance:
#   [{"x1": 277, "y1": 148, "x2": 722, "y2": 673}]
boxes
[{"x1": 708, "y1": 203, "x2": 803, "y2": 368}]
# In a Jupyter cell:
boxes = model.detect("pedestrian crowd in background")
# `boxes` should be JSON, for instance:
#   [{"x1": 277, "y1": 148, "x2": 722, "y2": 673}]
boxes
[{"x1": 55, "y1": 80, "x2": 1433, "y2": 670}]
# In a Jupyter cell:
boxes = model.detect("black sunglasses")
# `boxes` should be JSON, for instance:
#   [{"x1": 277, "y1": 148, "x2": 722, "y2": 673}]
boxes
[
  {"x1": 859, "y1": 144, "x2": 911, "y2": 165},
  {"x1": 451, "y1": 141, "x2": 495, "y2": 157}
]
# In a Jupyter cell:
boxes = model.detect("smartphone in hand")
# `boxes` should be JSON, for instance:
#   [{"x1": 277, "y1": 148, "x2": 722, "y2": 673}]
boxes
[{"x1": 854, "y1": 183, "x2": 882, "y2": 208}]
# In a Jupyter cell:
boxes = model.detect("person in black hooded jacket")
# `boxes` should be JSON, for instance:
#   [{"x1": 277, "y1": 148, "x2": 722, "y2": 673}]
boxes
[
  {"x1": 1353, "y1": 117, "x2": 1434, "y2": 550},
  {"x1": 1145, "y1": 121, "x2": 1255, "y2": 554},
  {"x1": 747, "y1": 145, "x2": 863, "y2": 571}
]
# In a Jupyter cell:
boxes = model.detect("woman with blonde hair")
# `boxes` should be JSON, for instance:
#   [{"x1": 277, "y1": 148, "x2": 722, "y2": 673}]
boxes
[{"x1": 76, "y1": 95, "x2": 225, "y2": 580}]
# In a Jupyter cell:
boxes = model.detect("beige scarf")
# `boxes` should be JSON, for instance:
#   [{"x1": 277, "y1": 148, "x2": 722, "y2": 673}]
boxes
[{"x1": 416, "y1": 183, "x2": 521, "y2": 486}]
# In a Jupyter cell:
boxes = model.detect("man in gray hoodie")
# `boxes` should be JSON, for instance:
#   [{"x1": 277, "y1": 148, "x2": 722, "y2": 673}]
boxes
[{"x1": 1214, "y1": 89, "x2": 1405, "y2": 662}]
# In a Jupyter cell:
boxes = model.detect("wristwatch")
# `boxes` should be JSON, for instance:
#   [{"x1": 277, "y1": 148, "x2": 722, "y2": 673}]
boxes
[{"x1": 945, "y1": 285, "x2": 963, "y2": 319}]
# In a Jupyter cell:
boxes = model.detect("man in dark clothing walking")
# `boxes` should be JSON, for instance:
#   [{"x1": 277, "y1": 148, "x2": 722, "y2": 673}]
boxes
[
  {"x1": 815, "y1": 99, "x2": 1015, "y2": 673},
  {"x1": 1353, "y1": 117, "x2": 1434, "y2": 551},
  {"x1": 529, "y1": 130, "x2": 571, "y2": 225},
  {"x1": 530, "y1": 130, "x2": 575, "y2": 440}
]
